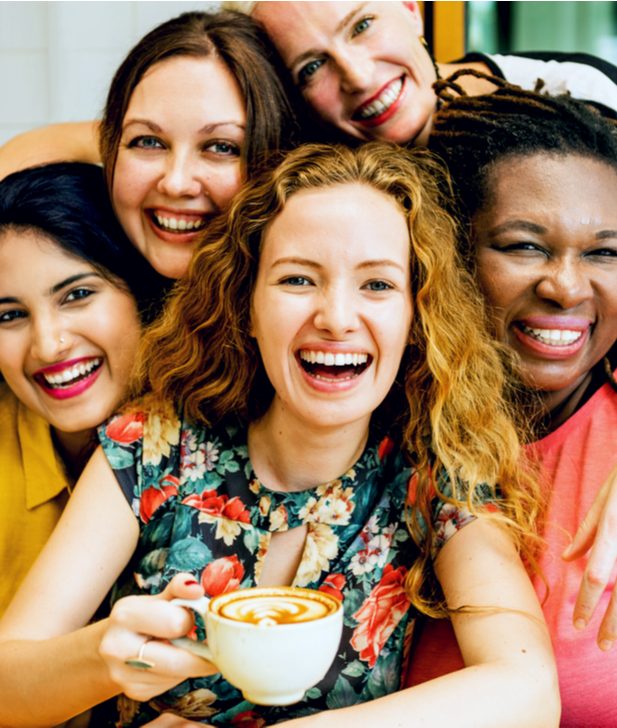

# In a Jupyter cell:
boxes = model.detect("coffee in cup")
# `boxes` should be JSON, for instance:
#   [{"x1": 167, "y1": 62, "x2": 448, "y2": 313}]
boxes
[{"x1": 172, "y1": 585, "x2": 343, "y2": 706}]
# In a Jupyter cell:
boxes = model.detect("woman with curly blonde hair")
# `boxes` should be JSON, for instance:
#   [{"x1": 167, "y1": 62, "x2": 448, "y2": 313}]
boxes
[{"x1": 0, "y1": 142, "x2": 559, "y2": 727}]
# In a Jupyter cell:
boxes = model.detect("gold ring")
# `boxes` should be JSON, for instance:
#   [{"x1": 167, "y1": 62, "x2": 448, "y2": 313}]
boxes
[{"x1": 124, "y1": 638, "x2": 156, "y2": 670}]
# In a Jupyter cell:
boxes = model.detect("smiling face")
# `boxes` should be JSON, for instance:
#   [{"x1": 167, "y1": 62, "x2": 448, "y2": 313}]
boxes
[
  {"x1": 250, "y1": 182, "x2": 412, "y2": 434},
  {"x1": 474, "y1": 153, "x2": 617, "y2": 413},
  {"x1": 112, "y1": 55, "x2": 246, "y2": 279},
  {"x1": 253, "y1": 1, "x2": 436, "y2": 145},
  {"x1": 0, "y1": 229, "x2": 141, "y2": 441}
]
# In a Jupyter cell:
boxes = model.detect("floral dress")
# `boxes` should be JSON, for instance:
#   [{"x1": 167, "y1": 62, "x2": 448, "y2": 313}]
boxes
[{"x1": 96, "y1": 409, "x2": 479, "y2": 727}]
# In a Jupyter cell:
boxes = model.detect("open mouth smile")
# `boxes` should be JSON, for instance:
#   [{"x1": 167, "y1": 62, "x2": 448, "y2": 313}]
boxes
[
  {"x1": 353, "y1": 77, "x2": 405, "y2": 126},
  {"x1": 513, "y1": 321, "x2": 591, "y2": 360},
  {"x1": 298, "y1": 349, "x2": 371, "y2": 382},
  {"x1": 148, "y1": 209, "x2": 211, "y2": 235},
  {"x1": 34, "y1": 356, "x2": 104, "y2": 399},
  {"x1": 519, "y1": 324, "x2": 584, "y2": 347}
]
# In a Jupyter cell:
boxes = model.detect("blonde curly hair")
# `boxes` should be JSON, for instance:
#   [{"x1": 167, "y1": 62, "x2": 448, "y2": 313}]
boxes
[{"x1": 133, "y1": 142, "x2": 542, "y2": 614}]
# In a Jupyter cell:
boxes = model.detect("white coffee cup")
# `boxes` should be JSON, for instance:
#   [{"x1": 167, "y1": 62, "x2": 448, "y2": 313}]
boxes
[{"x1": 171, "y1": 585, "x2": 343, "y2": 706}]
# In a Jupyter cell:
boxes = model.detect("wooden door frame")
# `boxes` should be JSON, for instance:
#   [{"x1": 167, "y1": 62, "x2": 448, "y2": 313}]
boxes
[{"x1": 421, "y1": 1, "x2": 467, "y2": 62}]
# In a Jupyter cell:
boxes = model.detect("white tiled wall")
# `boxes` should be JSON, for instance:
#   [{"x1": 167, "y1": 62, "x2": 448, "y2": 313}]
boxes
[{"x1": 0, "y1": 1, "x2": 220, "y2": 146}]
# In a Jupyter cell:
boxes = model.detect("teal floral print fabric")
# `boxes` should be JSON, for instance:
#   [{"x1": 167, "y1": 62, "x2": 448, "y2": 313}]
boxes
[{"x1": 97, "y1": 409, "x2": 478, "y2": 727}]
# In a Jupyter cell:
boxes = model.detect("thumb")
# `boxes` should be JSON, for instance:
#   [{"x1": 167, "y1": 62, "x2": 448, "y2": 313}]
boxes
[
  {"x1": 563, "y1": 484, "x2": 609, "y2": 560},
  {"x1": 160, "y1": 572, "x2": 204, "y2": 601}
]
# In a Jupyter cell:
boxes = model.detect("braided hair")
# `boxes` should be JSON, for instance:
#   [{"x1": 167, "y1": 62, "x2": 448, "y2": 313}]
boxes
[{"x1": 429, "y1": 69, "x2": 617, "y2": 253}]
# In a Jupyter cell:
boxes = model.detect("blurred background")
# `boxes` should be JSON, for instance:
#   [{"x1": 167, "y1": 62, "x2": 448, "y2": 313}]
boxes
[{"x1": 1, "y1": 0, "x2": 617, "y2": 146}]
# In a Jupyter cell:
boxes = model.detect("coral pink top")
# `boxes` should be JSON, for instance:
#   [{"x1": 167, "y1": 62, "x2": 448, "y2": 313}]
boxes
[{"x1": 406, "y1": 378, "x2": 617, "y2": 727}]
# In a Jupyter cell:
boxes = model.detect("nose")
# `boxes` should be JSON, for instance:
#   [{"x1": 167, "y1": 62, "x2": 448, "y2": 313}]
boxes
[
  {"x1": 313, "y1": 286, "x2": 360, "y2": 336},
  {"x1": 157, "y1": 151, "x2": 203, "y2": 198},
  {"x1": 535, "y1": 258, "x2": 594, "y2": 309},
  {"x1": 334, "y1": 47, "x2": 373, "y2": 94},
  {"x1": 30, "y1": 315, "x2": 71, "y2": 364}
]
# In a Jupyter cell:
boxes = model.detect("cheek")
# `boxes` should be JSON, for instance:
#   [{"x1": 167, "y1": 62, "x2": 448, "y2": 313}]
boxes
[
  {"x1": 304, "y1": 80, "x2": 341, "y2": 117},
  {"x1": 112, "y1": 156, "x2": 150, "y2": 213},
  {"x1": 208, "y1": 164, "x2": 245, "y2": 210},
  {"x1": 98, "y1": 299, "x2": 142, "y2": 368}
]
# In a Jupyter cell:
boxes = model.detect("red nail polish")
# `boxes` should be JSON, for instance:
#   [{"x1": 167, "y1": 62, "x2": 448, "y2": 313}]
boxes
[{"x1": 184, "y1": 579, "x2": 199, "y2": 587}]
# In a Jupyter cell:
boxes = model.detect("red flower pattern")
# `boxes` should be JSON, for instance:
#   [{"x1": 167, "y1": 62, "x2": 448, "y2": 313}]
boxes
[
  {"x1": 319, "y1": 573, "x2": 346, "y2": 602},
  {"x1": 350, "y1": 564, "x2": 410, "y2": 668},
  {"x1": 230, "y1": 711, "x2": 266, "y2": 728},
  {"x1": 201, "y1": 555, "x2": 244, "y2": 596},
  {"x1": 377, "y1": 435, "x2": 395, "y2": 462},
  {"x1": 105, "y1": 412, "x2": 145, "y2": 444},
  {"x1": 183, "y1": 490, "x2": 250, "y2": 523},
  {"x1": 139, "y1": 475, "x2": 179, "y2": 524}
]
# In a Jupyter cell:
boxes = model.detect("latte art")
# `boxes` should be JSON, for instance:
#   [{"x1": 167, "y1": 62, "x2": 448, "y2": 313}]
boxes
[{"x1": 213, "y1": 589, "x2": 339, "y2": 626}]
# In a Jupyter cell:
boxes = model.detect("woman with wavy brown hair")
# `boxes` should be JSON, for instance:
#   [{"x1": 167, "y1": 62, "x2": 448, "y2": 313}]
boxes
[{"x1": 0, "y1": 142, "x2": 559, "y2": 728}]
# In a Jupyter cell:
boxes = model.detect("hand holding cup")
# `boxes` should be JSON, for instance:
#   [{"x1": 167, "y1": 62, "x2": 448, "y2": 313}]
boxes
[{"x1": 172, "y1": 585, "x2": 343, "y2": 705}]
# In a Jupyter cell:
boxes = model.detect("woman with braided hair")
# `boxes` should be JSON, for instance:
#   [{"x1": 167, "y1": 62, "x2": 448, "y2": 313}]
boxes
[
  {"x1": 406, "y1": 74, "x2": 617, "y2": 727},
  {"x1": 3, "y1": 3, "x2": 617, "y2": 170}
]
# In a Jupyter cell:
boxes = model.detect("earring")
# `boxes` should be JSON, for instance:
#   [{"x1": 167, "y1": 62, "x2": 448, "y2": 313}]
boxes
[
  {"x1": 419, "y1": 35, "x2": 441, "y2": 82},
  {"x1": 604, "y1": 357, "x2": 617, "y2": 393}
]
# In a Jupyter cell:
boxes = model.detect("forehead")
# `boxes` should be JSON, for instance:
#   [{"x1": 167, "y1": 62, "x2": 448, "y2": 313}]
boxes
[
  {"x1": 262, "y1": 182, "x2": 409, "y2": 259},
  {"x1": 127, "y1": 54, "x2": 246, "y2": 118},
  {"x1": 253, "y1": 1, "x2": 362, "y2": 63},
  {"x1": 484, "y1": 153, "x2": 617, "y2": 214},
  {"x1": 0, "y1": 227, "x2": 93, "y2": 279}
]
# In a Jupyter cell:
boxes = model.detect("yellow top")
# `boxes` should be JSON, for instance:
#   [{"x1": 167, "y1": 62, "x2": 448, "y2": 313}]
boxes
[{"x1": 0, "y1": 383, "x2": 70, "y2": 616}]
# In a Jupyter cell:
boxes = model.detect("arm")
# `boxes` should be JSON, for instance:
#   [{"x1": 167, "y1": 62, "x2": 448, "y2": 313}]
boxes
[
  {"x1": 0, "y1": 448, "x2": 213, "y2": 726},
  {"x1": 0, "y1": 121, "x2": 101, "y2": 180},
  {"x1": 563, "y1": 461, "x2": 617, "y2": 648},
  {"x1": 279, "y1": 519, "x2": 559, "y2": 728}
]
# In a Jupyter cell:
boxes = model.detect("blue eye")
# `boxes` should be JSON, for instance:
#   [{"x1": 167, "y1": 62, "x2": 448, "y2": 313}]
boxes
[
  {"x1": 364, "y1": 280, "x2": 392, "y2": 291},
  {"x1": 205, "y1": 141, "x2": 241, "y2": 157},
  {"x1": 281, "y1": 276, "x2": 312, "y2": 286},
  {"x1": 351, "y1": 16, "x2": 373, "y2": 37},
  {"x1": 298, "y1": 58, "x2": 325, "y2": 85},
  {"x1": 129, "y1": 136, "x2": 164, "y2": 150}
]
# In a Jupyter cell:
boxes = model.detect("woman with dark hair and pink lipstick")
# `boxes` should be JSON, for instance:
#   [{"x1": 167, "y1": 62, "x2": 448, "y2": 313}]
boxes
[
  {"x1": 0, "y1": 161, "x2": 165, "y2": 617},
  {"x1": 0, "y1": 10, "x2": 295, "y2": 280},
  {"x1": 0, "y1": 143, "x2": 559, "y2": 727},
  {"x1": 404, "y1": 77, "x2": 617, "y2": 726}
]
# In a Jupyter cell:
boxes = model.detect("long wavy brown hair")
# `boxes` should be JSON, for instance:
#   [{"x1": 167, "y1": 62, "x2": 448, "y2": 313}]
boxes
[
  {"x1": 133, "y1": 142, "x2": 542, "y2": 615},
  {"x1": 99, "y1": 10, "x2": 295, "y2": 189}
]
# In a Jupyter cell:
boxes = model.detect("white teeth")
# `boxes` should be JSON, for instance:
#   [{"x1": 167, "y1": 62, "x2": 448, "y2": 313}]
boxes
[
  {"x1": 153, "y1": 213, "x2": 206, "y2": 233},
  {"x1": 299, "y1": 350, "x2": 369, "y2": 366},
  {"x1": 521, "y1": 325, "x2": 583, "y2": 346},
  {"x1": 41, "y1": 358, "x2": 102, "y2": 387},
  {"x1": 358, "y1": 78, "x2": 403, "y2": 120}
]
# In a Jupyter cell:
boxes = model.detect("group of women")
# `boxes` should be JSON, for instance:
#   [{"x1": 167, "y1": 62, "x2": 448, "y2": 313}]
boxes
[{"x1": 1, "y1": 3, "x2": 617, "y2": 727}]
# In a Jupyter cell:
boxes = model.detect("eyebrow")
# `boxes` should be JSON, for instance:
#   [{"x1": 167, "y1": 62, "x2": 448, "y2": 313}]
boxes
[
  {"x1": 595, "y1": 229, "x2": 617, "y2": 240},
  {"x1": 289, "y1": 2, "x2": 367, "y2": 69},
  {"x1": 0, "y1": 272, "x2": 102, "y2": 305},
  {"x1": 486, "y1": 220, "x2": 547, "y2": 236},
  {"x1": 122, "y1": 118, "x2": 245, "y2": 135},
  {"x1": 486, "y1": 220, "x2": 617, "y2": 240},
  {"x1": 271, "y1": 256, "x2": 406, "y2": 272}
]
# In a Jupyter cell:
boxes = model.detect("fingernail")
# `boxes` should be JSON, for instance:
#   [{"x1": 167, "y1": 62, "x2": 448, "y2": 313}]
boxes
[
  {"x1": 600, "y1": 639, "x2": 613, "y2": 651},
  {"x1": 574, "y1": 618, "x2": 586, "y2": 631},
  {"x1": 183, "y1": 579, "x2": 199, "y2": 587}
]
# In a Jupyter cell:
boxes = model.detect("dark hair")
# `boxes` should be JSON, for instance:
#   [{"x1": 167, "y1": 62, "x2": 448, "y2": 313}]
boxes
[
  {"x1": 0, "y1": 162, "x2": 169, "y2": 322},
  {"x1": 99, "y1": 10, "x2": 296, "y2": 188},
  {"x1": 429, "y1": 70, "x2": 617, "y2": 239}
]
